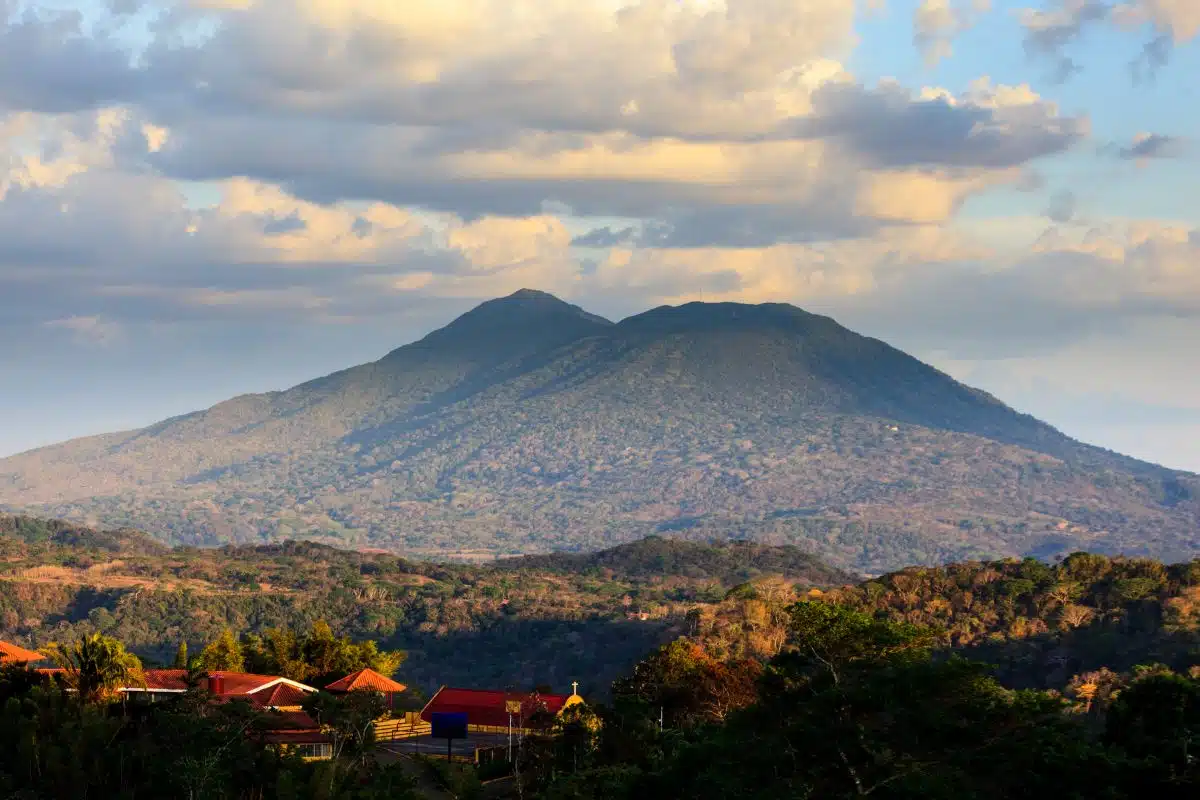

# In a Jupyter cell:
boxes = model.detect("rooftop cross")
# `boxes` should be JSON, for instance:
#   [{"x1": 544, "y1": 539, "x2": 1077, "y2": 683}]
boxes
[{"x1": 572, "y1": 681, "x2": 579, "y2": 695}]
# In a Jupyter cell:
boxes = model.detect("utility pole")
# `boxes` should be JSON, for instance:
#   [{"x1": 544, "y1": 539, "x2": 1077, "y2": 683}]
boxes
[
  {"x1": 506, "y1": 699, "x2": 521, "y2": 763},
  {"x1": 659, "y1": 706, "x2": 664, "y2": 733}
]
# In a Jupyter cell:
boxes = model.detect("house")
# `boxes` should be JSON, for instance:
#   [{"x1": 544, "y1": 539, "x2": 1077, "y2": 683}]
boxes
[
  {"x1": 20, "y1": 655, "x2": 416, "y2": 762},
  {"x1": 420, "y1": 684, "x2": 585, "y2": 736},
  {"x1": 119, "y1": 670, "x2": 319, "y2": 710},
  {"x1": 324, "y1": 667, "x2": 406, "y2": 695},
  {"x1": 260, "y1": 710, "x2": 333, "y2": 760},
  {"x1": 0, "y1": 640, "x2": 45, "y2": 665},
  {"x1": 321, "y1": 668, "x2": 415, "y2": 747},
  {"x1": 121, "y1": 670, "x2": 332, "y2": 759},
  {"x1": 325, "y1": 667, "x2": 406, "y2": 703}
]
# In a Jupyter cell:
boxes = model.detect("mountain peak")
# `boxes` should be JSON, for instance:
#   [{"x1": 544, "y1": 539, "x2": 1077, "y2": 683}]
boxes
[
  {"x1": 504, "y1": 288, "x2": 560, "y2": 301},
  {"x1": 390, "y1": 289, "x2": 612, "y2": 364},
  {"x1": 454, "y1": 288, "x2": 612, "y2": 327},
  {"x1": 619, "y1": 299, "x2": 839, "y2": 338}
]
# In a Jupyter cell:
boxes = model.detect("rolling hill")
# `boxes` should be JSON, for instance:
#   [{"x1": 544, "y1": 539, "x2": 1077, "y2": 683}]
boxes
[
  {"x1": 1, "y1": 290, "x2": 1197, "y2": 573},
  {"x1": 0, "y1": 514, "x2": 853, "y2": 695}
]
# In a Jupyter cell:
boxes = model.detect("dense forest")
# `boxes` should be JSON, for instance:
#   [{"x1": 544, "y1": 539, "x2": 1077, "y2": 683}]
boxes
[
  {"x1": 4, "y1": 514, "x2": 1200, "y2": 701},
  {"x1": 3, "y1": 582, "x2": 1198, "y2": 798},
  {"x1": 0, "y1": 515, "x2": 848, "y2": 696},
  {"x1": 526, "y1": 602, "x2": 1200, "y2": 799}
]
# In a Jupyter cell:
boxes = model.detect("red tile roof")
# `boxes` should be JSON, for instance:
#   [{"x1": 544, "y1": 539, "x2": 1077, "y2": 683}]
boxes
[
  {"x1": 421, "y1": 687, "x2": 573, "y2": 729},
  {"x1": 324, "y1": 668, "x2": 407, "y2": 694},
  {"x1": 0, "y1": 640, "x2": 45, "y2": 664},
  {"x1": 142, "y1": 669, "x2": 188, "y2": 690},
  {"x1": 126, "y1": 670, "x2": 316, "y2": 708},
  {"x1": 249, "y1": 683, "x2": 310, "y2": 708},
  {"x1": 211, "y1": 672, "x2": 294, "y2": 695}
]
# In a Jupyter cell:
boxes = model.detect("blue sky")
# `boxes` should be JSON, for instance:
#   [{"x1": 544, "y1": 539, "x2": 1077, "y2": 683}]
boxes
[{"x1": 0, "y1": 0, "x2": 1197, "y2": 470}]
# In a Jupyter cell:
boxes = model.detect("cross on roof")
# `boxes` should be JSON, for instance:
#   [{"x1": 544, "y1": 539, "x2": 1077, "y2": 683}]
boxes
[{"x1": 572, "y1": 681, "x2": 579, "y2": 695}]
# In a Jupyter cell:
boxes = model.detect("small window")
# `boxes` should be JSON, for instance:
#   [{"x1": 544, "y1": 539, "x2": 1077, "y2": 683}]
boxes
[{"x1": 295, "y1": 743, "x2": 332, "y2": 760}]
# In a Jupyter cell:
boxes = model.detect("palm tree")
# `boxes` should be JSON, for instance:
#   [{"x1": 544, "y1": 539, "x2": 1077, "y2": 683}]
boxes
[{"x1": 45, "y1": 633, "x2": 144, "y2": 704}]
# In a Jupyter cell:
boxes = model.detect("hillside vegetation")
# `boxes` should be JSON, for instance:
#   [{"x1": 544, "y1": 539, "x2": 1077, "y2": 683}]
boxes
[
  {"x1": 0, "y1": 515, "x2": 848, "y2": 696},
  {"x1": 4, "y1": 516, "x2": 1200, "y2": 798},
  {"x1": 2, "y1": 291, "x2": 1197, "y2": 573},
  {"x1": 498, "y1": 535, "x2": 852, "y2": 584},
  {"x1": 4, "y1": 515, "x2": 1200, "y2": 698}
]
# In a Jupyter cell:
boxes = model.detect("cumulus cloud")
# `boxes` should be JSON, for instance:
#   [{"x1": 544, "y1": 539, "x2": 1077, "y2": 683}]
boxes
[
  {"x1": 825, "y1": 220, "x2": 1200, "y2": 358},
  {"x1": 796, "y1": 78, "x2": 1088, "y2": 169},
  {"x1": 0, "y1": 0, "x2": 1091, "y2": 247},
  {"x1": 0, "y1": 0, "x2": 1193, "y2": 371},
  {"x1": 0, "y1": 5, "x2": 142, "y2": 113}
]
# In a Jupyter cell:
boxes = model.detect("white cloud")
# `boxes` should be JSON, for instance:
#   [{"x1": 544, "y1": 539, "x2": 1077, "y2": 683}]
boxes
[
  {"x1": 0, "y1": 0, "x2": 1191, "y2": 370},
  {"x1": 0, "y1": 1, "x2": 1088, "y2": 244}
]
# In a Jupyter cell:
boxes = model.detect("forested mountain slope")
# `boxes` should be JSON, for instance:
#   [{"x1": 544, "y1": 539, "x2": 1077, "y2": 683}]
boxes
[
  {"x1": 5, "y1": 515, "x2": 1199, "y2": 706},
  {"x1": 2, "y1": 291, "x2": 1197, "y2": 574},
  {"x1": 0, "y1": 516, "x2": 848, "y2": 695}
]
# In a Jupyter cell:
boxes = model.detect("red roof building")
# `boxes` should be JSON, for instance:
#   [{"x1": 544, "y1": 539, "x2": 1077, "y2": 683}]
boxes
[
  {"x1": 325, "y1": 668, "x2": 408, "y2": 712},
  {"x1": 0, "y1": 640, "x2": 46, "y2": 665},
  {"x1": 420, "y1": 686, "x2": 584, "y2": 733},
  {"x1": 325, "y1": 668, "x2": 407, "y2": 694},
  {"x1": 120, "y1": 670, "x2": 318, "y2": 710},
  {"x1": 124, "y1": 670, "x2": 332, "y2": 759}
]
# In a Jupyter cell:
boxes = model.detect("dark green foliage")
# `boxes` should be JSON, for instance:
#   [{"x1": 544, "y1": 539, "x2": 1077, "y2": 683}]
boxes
[
  {"x1": 503, "y1": 536, "x2": 855, "y2": 585},
  {"x1": 174, "y1": 640, "x2": 188, "y2": 669},
  {"x1": 1, "y1": 521, "x2": 849, "y2": 697},
  {"x1": 0, "y1": 680, "x2": 420, "y2": 799},
  {"x1": 824, "y1": 553, "x2": 1200, "y2": 689},
  {"x1": 0, "y1": 514, "x2": 167, "y2": 554},
  {"x1": 303, "y1": 690, "x2": 389, "y2": 765},
  {"x1": 534, "y1": 603, "x2": 1200, "y2": 799},
  {"x1": 1105, "y1": 670, "x2": 1200, "y2": 784},
  {"x1": 44, "y1": 633, "x2": 144, "y2": 704},
  {"x1": 243, "y1": 621, "x2": 405, "y2": 686}
]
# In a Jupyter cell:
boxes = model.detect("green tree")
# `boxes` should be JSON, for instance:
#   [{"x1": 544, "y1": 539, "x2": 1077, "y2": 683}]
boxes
[
  {"x1": 245, "y1": 621, "x2": 406, "y2": 686},
  {"x1": 198, "y1": 628, "x2": 244, "y2": 672},
  {"x1": 45, "y1": 633, "x2": 144, "y2": 704},
  {"x1": 612, "y1": 639, "x2": 760, "y2": 729},
  {"x1": 554, "y1": 603, "x2": 1119, "y2": 799},
  {"x1": 173, "y1": 640, "x2": 189, "y2": 669},
  {"x1": 1105, "y1": 670, "x2": 1200, "y2": 785},
  {"x1": 303, "y1": 689, "x2": 389, "y2": 766},
  {"x1": 244, "y1": 627, "x2": 310, "y2": 681}
]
